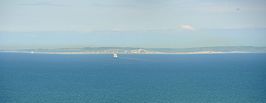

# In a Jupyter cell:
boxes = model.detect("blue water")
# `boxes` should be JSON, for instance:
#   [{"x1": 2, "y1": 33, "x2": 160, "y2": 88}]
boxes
[{"x1": 0, "y1": 53, "x2": 266, "y2": 103}]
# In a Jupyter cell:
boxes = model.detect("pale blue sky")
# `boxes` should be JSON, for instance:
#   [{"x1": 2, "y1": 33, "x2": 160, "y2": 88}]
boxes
[{"x1": 0, "y1": 0, "x2": 265, "y2": 49}]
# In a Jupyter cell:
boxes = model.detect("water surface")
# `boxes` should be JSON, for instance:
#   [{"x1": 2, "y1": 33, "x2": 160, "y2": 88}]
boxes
[{"x1": 0, "y1": 53, "x2": 266, "y2": 103}]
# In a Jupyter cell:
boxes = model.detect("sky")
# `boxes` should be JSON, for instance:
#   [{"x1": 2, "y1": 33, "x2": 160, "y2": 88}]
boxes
[{"x1": 0, "y1": 0, "x2": 266, "y2": 49}]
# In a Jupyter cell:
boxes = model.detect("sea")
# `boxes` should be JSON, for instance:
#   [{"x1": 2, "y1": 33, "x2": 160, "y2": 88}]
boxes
[{"x1": 0, "y1": 53, "x2": 265, "y2": 103}]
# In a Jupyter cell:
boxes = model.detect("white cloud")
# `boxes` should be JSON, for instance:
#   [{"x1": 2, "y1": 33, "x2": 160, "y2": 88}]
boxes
[{"x1": 178, "y1": 25, "x2": 195, "y2": 31}]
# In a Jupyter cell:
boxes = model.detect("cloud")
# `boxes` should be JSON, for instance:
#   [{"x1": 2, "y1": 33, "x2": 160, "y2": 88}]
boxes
[{"x1": 178, "y1": 25, "x2": 195, "y2": 31}]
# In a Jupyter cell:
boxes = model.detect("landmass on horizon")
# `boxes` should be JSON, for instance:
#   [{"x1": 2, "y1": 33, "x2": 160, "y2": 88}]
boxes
[{"x1": 1, "y1": 46, "x2": 266, "y2": 54}]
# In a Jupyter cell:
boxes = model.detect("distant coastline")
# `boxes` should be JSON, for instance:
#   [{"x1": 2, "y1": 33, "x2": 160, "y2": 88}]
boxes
[
  {"x1": 1, "y1": 46, "x2": 265, "y2": 54},
  {"x1": 0, "y1": 51, "x2": 259, "y2": 55}
]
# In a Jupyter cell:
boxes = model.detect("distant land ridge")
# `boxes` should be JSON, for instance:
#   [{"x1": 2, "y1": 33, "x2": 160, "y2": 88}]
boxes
[{"x1": 1, "y1": 46, "x2": 266, "y2": 54}]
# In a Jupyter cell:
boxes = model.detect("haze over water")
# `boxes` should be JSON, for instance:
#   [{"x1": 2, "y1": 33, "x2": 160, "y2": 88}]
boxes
[{"x1": 0, "y1": 53, "x2": 265, "y2": 103}]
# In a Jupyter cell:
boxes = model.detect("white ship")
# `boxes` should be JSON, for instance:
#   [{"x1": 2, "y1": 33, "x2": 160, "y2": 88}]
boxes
[{"x1": 113, "y1": 53, "x2": 118, "y2": 58}]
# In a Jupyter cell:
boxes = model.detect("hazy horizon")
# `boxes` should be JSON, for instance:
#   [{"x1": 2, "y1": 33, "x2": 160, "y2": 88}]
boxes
[{"x1": 0, "y1": 0, "x2": 266, "y2": 49}]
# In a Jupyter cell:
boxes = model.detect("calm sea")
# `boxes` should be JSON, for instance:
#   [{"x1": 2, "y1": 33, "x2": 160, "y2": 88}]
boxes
[{"x1": 0, "y1": 53, "x2": 266, "y2": 103}]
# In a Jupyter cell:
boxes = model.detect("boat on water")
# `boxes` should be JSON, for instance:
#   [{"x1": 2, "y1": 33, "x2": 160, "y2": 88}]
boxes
[{"x1": 113, "y1": 53, "x2": 118, "y2": 58}]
